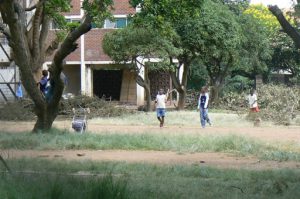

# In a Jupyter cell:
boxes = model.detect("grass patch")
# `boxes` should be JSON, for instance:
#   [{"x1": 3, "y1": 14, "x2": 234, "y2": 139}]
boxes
[
  {"x1": 0, "y1": 129, "x2": 300, "y2": 161},
  {"x1": 1, "y1": 159, "x2": 300, "y2": 199},
  {"x1": 90, "y1": 111, "x2": 257, "y2": 127}
]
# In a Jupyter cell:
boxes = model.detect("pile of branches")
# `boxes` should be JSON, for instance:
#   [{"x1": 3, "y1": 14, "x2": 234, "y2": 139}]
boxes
[
  {"x1": 0, "y1": 99, "x2": 35, "y2": 121},
  {"x1": 186, "y1": 85, "x2": 300, "y2": 125},
  {"x1": 0, "y1": 96, "x2": 135, "y2": 121},
  {"x1": 59, "y1": 95, "x2": 135, "y2": 119},
  {"x1": 257, "y1": 84, "x2": 300, "y2": 125}
]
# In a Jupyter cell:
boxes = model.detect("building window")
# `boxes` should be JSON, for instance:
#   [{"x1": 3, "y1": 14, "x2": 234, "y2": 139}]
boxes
[
  {"x1": 50, "y1": 18, "x2": 81, "y2": 30},
  {"x1": 103, "y1": 17, "x2": 129, "y2": 29},
  {"x1": 0, "y1": 36, "x2": 9, "y2": 45},
  {"x1": 103, "y1": 19, "x2": 116, "y2": 29}
]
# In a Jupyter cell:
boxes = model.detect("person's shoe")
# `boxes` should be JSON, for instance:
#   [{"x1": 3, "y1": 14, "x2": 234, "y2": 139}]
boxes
[{"x1": 160, "y1": 122, "x2": 163, "y2": 127}]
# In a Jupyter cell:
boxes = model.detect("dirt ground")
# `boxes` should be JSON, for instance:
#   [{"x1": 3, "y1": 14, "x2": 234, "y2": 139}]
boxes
[
  {"x1": 1, "y1": 120, "x2": 300, "y2": 143},
  {"x1": 1, "y1": 121, "x2": 300, "y2": 170},
  {"x1": 1, "y1": 149, "x2": 299, "y2": 170}
]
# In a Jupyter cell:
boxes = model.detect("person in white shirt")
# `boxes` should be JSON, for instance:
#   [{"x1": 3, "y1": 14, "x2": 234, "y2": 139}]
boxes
[
  {"x1": 155, "y1": 88, "x2": 168, "y2": 127},
  {"x1": 197, "y1": 86, "x2": 211, "y2": 128},
  {"x1": 248, "y1": 89, "x2": 259, "y2": 112}
]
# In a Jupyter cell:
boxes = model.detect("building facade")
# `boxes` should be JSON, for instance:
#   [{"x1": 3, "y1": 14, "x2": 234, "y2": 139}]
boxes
[{"x1": 0, "y1": 0, "x2": 173, "y2": 104}]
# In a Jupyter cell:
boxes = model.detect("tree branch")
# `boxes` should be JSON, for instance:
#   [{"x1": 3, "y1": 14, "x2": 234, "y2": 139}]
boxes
[
  {"x1": 269, "y1": 5, "x2": 300, "y2": 49},
  {"x1": 136, "y1": 75, "x2": 146, "y2": 87},
  {"x1": 49, "y1": 14, "x2": 93, "y2": 107},
  {"x1": 31, "y1": 1, "x2": 44, "y2": 60},
  {"x1": 0, "y1": 23, "x2": 11, "y2": 41},
  {"x1": 25, "y1": 4, "x2": 37, "y2": 11},
  {"x1": 39, "y1": 15, "x2": 50, "y2": 52},
  {"x1": 45, "y1": 37, "x2": 60, "y2": 56}
]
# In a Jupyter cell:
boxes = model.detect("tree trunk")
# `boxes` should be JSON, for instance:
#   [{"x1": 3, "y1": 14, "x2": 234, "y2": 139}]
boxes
[
  {"x1": 33, "y1": 105, "x2": 56, "y2": 132},
  {"x1": 144, "y1": 85, "x2": 151, "y2": 112},
  {"x1": 135, "y1": 66, "x2": 151, "y2": 112},
  {"x1": 177, "y1": 89, "x2": 186, "y2": 110},
  {"x1": 210, "y1": 80, "x2": 223, "y2": 104},
  {"x1": 169, "y1": 61, "x2": 190, "y2": 110},
  {"x1": 210, "y1": 84, "x2": 220, "y2": 104}
]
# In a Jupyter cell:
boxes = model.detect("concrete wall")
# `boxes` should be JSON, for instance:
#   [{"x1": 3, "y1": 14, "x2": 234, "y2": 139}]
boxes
[
  {"x1": 120, "y1": 69, "x2": 137, "y2": 104},
  {"x1": 0, "y1": 67, "x2": 20, "y2": 102},
  {"x1": 63, "y1": 65, "x2": 81, "y2": 95},
  {"x1": 0, "y1": 39, "x2": 10, "y2": 63}
]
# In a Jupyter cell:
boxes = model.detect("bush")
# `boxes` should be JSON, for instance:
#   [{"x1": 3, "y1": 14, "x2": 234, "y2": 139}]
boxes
[
  {"x1": 257, "y1": 84, "x2": 300, "y2": 125},
  {"x1": 186, "y1": 84, "x2": 300, "y2": 125},
  {"x1": 59, "y1": 95, "x2": 135, "y2": 119},
  {"x1": 0, "y1": 99, "x2": 35, "y2": 121}
]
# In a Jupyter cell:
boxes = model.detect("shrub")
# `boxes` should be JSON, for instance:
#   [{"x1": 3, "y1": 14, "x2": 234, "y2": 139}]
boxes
[
  {"x1": 186, "y1": 84, "x2": 300, "y2": 125},
  {"x1": 257, "y1": 84, "x2": 300, "y2": 125}
]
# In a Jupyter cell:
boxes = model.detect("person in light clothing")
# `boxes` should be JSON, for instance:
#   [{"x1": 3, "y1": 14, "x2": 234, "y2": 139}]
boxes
[
  {"x1": 248, "y1": 89, "x2": 259, "y2": 112},
  {"x1": 197, "y1": 86, "x2": 210, "y2": 128},
  {"x1": 155, "y1": 88, "x2": 168, "y2": 127}
]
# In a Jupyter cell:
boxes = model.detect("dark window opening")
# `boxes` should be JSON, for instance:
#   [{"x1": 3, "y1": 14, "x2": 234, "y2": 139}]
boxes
[{"x1": 93, "y1": 70, "x2": 123, "y2": 101}]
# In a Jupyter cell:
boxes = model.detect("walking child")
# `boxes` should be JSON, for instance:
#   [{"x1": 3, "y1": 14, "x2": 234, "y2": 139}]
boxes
[
  {"x1": 248, "y1": 88, "x2": 259, "y2": 112},
  {"x1": 197, "y1": 86, "x2": 210, "y2": 128},
  {"x1": 155, "y1": 88, "x2": 168, "y2": 127}
]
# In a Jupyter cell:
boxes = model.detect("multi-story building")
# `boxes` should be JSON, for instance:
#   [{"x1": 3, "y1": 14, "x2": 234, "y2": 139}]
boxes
[{"x1": 0, "y1": 0, "x2": 172, "y2": 104}]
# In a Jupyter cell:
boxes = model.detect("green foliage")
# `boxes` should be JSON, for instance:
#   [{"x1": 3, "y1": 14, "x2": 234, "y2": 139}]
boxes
[
  {"x1": 244, "y1": 4, "x2": 281, "y2": 35},
  {"x1": 1, "y1": 130, "x2": 300, "y2": 161},
  {"x1": 237, "y1": 13, "x2": 272, "y2": 75},
  {"x1": 223, "y1": 75, "x2": 254, "y2": 93},
  {"x1": 244, "y1": 4, "x2": 300, "y2": 82},
  {"x1": 82, "y1": 0, "x2": 113, "y2": 27},
  {"x1": 103, "y1": 25, "x2": 179, "y2": 72},
  {"x1": 130, "y1": 0, "x2": 204, "y2": 37},
  {"x1": 0, "y1": 172, "x2": 129, "y2": 199},
  {"x1": 2, "y1": 160, "x2": 300, "y2": 198},
  {"x1": 187, "y1": 59, "x2": 209, "y2": 90},
  {"x1": 44, "y1": 0, "x2": 72, "y2": 29}
]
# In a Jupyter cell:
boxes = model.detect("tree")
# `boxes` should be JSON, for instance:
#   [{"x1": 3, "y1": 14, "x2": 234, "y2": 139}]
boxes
[
  {"x1": 0, "y1": 0, "x2": 112, "y2": 132},
  {"x1": 103, "y1": 26, "x2": 179, "y2": 111},
  {"x1": 245, "y1": 4, "x2": 300, "y2": 84},
  {"x1": 268, "y1": 3, "x2": 300, "y2": 83},
  {"x1": 130, "y1": 0, "x2": 204, "y2": 110},
  {"x1": 233, "y1": 7, "x2": 273, "y2": 82},
  {"x1": 188, "y1": 0, "x2": 242, "y2": 103}
]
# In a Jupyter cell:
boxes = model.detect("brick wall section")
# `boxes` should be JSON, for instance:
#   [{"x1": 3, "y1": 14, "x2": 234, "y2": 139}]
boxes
[
  {"x1": 65, "y1": 0, "x2": 81, "y2": 16},
  {"x1": 84, "y1": 29, "x2": 113, "y2": 61},
  {"x1": 67, "y1": 0, "x2": 135, "y2": 16},
  {"x1": 112, "y1": 0, "x2": 135, "y2": 15},
  {"x1": 46, "y1": 0, "x2": 135, "y2": 62},
  {"x1": 45, "y1": 31, "x2": 81, "y2": 62}
]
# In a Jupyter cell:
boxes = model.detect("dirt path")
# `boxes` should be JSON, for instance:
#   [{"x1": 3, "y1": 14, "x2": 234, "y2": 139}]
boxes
[
  {"x1": 1, "y1": 121, "x2": 300, "y2": 143},
  {"x1": 2, "y1": 149, "x2": 299, "y2": 170},
  {"x1": 1, "y1": 121, "x2": 300, "y2": 170}
]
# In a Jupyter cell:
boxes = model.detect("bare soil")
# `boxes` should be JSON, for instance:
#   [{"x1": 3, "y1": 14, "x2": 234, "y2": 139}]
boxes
[
  {"x1": 3, "y1": 149, "x2": 300, "y2": 170},
  {"x1": 1, "y1": 121, "x2": 300, "y2": 170},
  {"x1": 1, "y1": 121, "x2": 300, "y2": 143}
]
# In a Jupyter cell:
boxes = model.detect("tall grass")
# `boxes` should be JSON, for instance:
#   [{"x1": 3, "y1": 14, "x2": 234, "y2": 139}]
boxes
[
  {"x1": 90, "y1": 111, "x2": 258, "y2": 127},
  {"x1": 1, "y1": 159, "x2": 300, "y2": 199},
  {"x1": 0, "y1": 172, "x2": 129, "y2": 199},
  {"x1": 0, "y1": 129, "x2": 300, "y2": 161}
]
